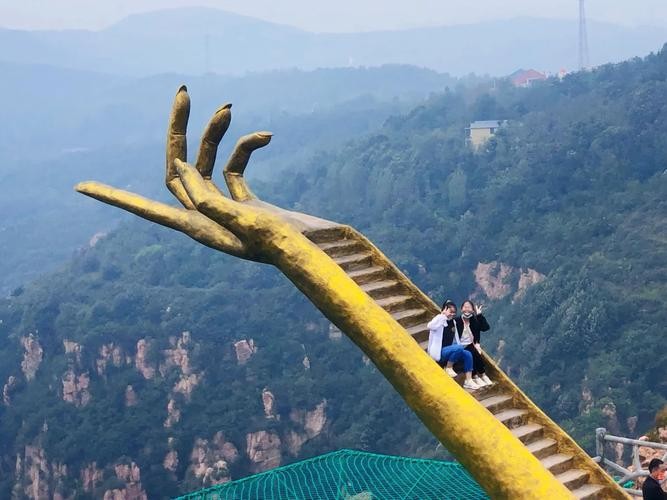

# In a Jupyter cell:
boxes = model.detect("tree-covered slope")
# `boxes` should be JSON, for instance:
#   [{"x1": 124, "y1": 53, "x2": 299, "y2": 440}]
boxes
[
  {"x1": 285, "y1": 47, "x2": 667, "y2": 450},
  {"x1": 1, "y1": 224, "x2": 440, "y2": 499},
  {"x1": 1, "y1": 46, "x2": 667, "y2": 498}
]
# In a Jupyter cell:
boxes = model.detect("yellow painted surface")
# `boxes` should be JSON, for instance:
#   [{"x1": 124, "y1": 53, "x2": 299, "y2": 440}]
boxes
[
  {"x1": 346, "y1": 225, "x2": 628, "y2": 499},
  {"x1": 75, "y1": 87, "x2": 629, "y2": 499},
  {"x1": 470, "y1": 127, "x2": 494, "y2": 148}
]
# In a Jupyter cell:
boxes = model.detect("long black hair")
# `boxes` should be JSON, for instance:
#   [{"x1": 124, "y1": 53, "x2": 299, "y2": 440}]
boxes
[{"x1": 461, "y1": 299, "x2": 476, "y2": 312}]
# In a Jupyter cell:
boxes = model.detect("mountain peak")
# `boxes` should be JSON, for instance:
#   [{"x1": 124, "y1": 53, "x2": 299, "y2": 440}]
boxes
[{"x1": 104, "y1": 7, "x2": 306, "y2": 36}]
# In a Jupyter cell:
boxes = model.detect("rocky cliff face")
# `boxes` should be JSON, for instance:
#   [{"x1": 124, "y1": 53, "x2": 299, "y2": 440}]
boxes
[
  {"x1": 262, "y1": 389, "x2": 277, "y2": 419},
  {"x1": 285, "y1": 400, "x2": 328, "y2": 456},
  {"x1": 81, "y1": 462, "x2": 103, "y2": 494},
  {"x1": 104, "y1": 462, "x2": 147, "y2": 500},
  {"x1": 124, "y1": 385, "x2": 138, "y2": 407},
  {"x1": 11, "y1": 439, "x2": 150, "y2": 500},
  {"x1": 96, "y1": 343, "x2": 124, "y2": 376},
  {"x1": 233, "y1": 339, "x2": 257, "y2": 365},
  {"x1": 185, "y1": 432, "x2": 239, "y2": 487},
  {"x1": 2, "y1": 331, "x2": 206, "y2": 497},
  {"x1": 13, "y1": 443, "x2": 67, "y2": 500},
  {"x1": 246, "y1": 431, "x2": 282, "y2": 473},
  {"x1": 3, "y1": 375, "x2": 18, "y2": 405},
  {"x1": 474, "y1": 260, "x2": 546, "y2": 368},
  {"x1": 0, "y1": 293, "x2": 382, "y2": 500},
  {"x1": 161, "y1": 332, "x2": 203, "y2": 429},
  {"x1": 21, "y1": 334, "x2": 43, "y2": 381},
  {"x1": 61, "y1": 369, "x2": 91, "y2": 407},
  {"x1": 474, "y1": 261, "x2": 545, "y2": 302},
  {"x1": 134, "y1": 339, "x2": 155, "y2": 380}
]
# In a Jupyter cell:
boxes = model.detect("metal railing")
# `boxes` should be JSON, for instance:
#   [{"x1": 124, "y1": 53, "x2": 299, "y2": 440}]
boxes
[{"x1": 593, "y1": 427, "x2": 667, "y2": 497}]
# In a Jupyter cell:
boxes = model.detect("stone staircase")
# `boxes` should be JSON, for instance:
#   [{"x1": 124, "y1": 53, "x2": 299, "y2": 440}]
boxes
[{"x1": 307, "y1": 226, "x2": 624, "y2": 500}]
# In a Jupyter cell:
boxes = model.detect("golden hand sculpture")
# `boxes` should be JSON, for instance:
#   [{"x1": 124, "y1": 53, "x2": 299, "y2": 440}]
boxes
[
  {"x1": 76, "y1": 87, "x2": 619, "y2": 499},
  {"x1": 78, "y1": 86, "x2": 285, "y2": 261}
]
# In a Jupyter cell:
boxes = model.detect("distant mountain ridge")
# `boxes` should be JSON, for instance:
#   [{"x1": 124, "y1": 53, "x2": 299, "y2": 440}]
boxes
[
  {"x1": 0, "y1": 62, "x2": 461, "y2": 294},
  {"x1": 0, "y1": 60, "x2": 458, "y2": 160},
  {"x1": 107, "y1": 6, "x2": 302, "y2": 36},
  {"x1": 1, "y1": 7, "x2": 665, "y2": 76}
]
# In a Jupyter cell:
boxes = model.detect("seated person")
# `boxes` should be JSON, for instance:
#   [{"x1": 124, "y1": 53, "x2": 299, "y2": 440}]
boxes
[
  {"x1": 455, "y1": 299, "x2": 493, "y2": 387},
  {"x1": 427, "y1": 300, "x2": 482, "y2": 390}
]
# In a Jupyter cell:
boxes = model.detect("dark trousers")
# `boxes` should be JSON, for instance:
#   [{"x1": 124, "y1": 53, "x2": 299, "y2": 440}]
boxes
[{"x1": 464, "y1": 344, "x2": 485, "y2": 375}]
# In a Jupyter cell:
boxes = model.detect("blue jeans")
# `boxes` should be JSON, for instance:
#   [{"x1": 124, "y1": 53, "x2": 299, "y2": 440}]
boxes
[{"x1": 441, "y1": 345, "x2": 473, "y2": 373}]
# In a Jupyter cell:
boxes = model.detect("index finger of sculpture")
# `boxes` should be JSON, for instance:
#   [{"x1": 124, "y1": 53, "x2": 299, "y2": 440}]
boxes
[
  {"x1": 76, "y1": 181, "x2": 192, "y2": 230},
  {"x1": 195, "y1": 103, "x2": 232, "y2": 179},
  {"x1": 74, "y1": 181, "x2": 247, "y2": 258},
  {"x1": 175, "y1": 159, "x2": 246, "y2": 227},
  {"x1": 165, "y1": 86, "x2": 195, "y2": 209},
  {"x1": 223, "y1": 132, "x2": 272, "y2": 202}
]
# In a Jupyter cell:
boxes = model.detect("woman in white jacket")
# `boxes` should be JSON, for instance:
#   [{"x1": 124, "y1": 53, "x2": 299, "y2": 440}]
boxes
[{"x1": 427, "y1": 300, "x2": 481, "y2": 390}]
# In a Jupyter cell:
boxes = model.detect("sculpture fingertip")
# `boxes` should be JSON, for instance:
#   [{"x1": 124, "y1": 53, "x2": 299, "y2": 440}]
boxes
[
  {"x1": 254, "y1": 131, "x2": 273, "y2": 147},
  {"x1": 174, "y1": 158, "x2": 196, "y2": 177},
  {"x1": 74, "y1": 181, "x2": 93, "y2": 193}
]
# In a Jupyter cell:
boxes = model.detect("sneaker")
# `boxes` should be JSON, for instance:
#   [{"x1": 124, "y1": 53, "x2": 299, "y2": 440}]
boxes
[
  {"x1": 463, "y1": 379, "x2": 481, "y2": 390},
  {"x1": 445, "y1": 367, "x2": 457, "y2": 377},
  {"x1": 474, "y1": 376, "x2": 489, "y2": 387},
  {"x1": 480, "y1": 374, "x2": 493, "y2": 385}
]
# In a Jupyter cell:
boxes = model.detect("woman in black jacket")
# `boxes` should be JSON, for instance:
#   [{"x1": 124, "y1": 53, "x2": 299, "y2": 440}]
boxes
[{"x1": 455, "y1": 300, "x2": 492, "y2": 386}]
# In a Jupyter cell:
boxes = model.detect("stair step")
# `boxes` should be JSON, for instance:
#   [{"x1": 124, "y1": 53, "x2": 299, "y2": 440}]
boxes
[
  {"x1": 347, "y1": 266, "x2": 386, "y2": 284},
  {"x1": 334, "y1": 252, "x2": 373, "y2": 271},
  {"x1": 406, "y1": 323, "x2": 428, "y2": 335},
  {"x1": 464, "y1": 381, "x2": 498, "y2": 398},
  {"x1": 376, "y1": 295, "x2": 413, "y2": 313},
  {"x1": 494, "y1": 408, "x2": 529, "y2": 428},
  {"x1": 526, "y1": 438, "x2": 559, "y2": 459},
  {"x1": 571, "y1": 483, "x2": 605, "y2": 500},
  {"x1": 306, "y1": 228, "x2": 346, "y2": 244},
  {"x1": 361, "y1": 280, "x2": 402, "y2": 299},
  {"x1": 319, "y1": 239, "x2": 364, "y2": 257},
  {"x1": 540, "y1": 453, "x2": 574, "y2": 474},
  {"x1": 555, "y1": 469, "x2": 589, "y2": 490},
  {"x1": 392, "y1": 308, "x2": 429, "y2": 327},
  {"x1": 511, "y1": 423, "x2": 543, "y2": 444},
  {"x1": 479, "y1": 394, "x2": 514, "y2": 413},
  {"x1": 406, "y1": 323, "x2": 429, "y2": 343}
]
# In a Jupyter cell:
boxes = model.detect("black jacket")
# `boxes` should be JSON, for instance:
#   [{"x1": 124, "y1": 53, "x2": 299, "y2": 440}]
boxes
[
  {"x1": 440, "y1": 319, "x2": 458, "y2": 348},
  {"x1": 453, "y1": 314, "x2": 490, "y2": 345},
  {"x1": 642, "y1": 476, "x2": 667, "y2": 500}
]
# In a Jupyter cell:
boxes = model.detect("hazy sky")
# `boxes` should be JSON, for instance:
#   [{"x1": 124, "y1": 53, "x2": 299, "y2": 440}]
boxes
[{"x1": 2, "y1": 0, "x2": 667, "y2": 32}]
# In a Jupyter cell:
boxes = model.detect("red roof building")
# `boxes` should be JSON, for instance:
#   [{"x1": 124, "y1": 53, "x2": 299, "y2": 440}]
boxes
[{"x1": 510, "y1": 69, "x2": 547, "y2": 87}]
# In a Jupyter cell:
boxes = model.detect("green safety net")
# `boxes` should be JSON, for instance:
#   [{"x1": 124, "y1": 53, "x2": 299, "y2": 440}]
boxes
[{"x1": 175, "y1": 449, "x2": 488, "y2": 500}]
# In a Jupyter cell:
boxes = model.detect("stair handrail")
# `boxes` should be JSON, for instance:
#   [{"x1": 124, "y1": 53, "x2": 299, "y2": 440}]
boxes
[{"x1": 594, "y1": 427, "x2": 667, "y2": 497}]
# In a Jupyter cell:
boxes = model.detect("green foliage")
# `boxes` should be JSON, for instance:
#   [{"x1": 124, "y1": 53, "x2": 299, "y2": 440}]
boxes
[
  {"x1": 278, "y1": 46, "x2": 667, "y2": 446},
  {"x1": 2, "y1": 46, "x2": 667, "y2": 497}
]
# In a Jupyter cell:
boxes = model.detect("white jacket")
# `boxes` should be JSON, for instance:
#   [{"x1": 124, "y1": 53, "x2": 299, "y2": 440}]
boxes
[{"x1": 427, "y1": 313, "x2": 449, "y2": 362}]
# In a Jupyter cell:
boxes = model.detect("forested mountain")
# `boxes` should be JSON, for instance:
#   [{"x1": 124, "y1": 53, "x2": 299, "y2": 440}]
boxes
[
  {"x1": 2, "y1": 7, "x2": 665, "y2": 76},
  {"x1": 1, "y1": 45, "x2": 666, "y2": 498},
  {"x1": 1, "y1": 63, "x2": 462, "y2": 295}
]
